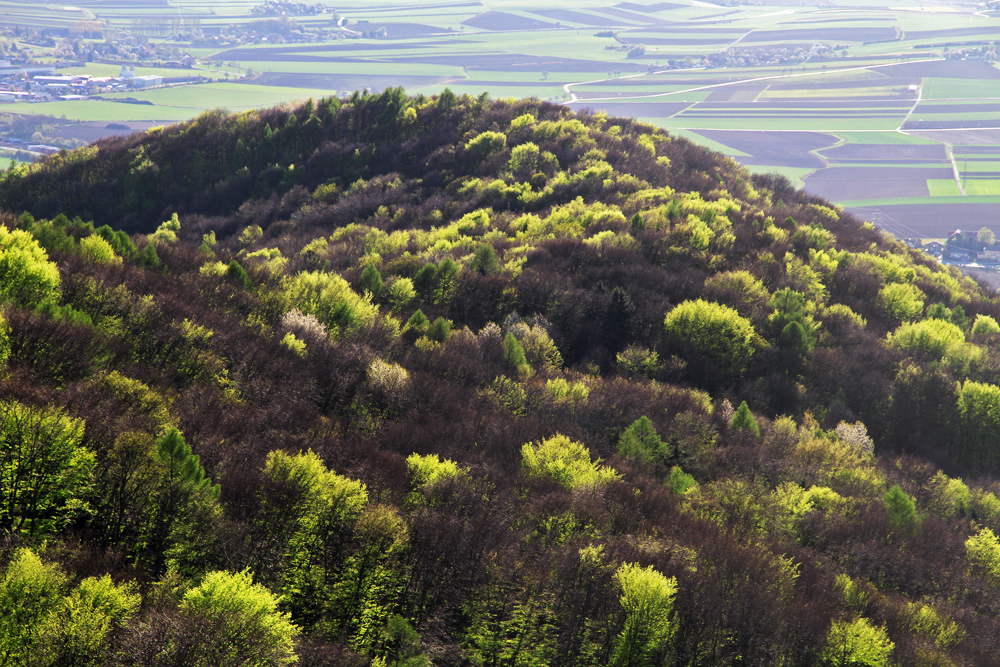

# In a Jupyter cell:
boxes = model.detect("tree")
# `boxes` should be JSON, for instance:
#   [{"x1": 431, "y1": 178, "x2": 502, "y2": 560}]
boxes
[
  {"x1": 0, "y1": 548, "x2": 67, "y2": 661},
  {"x1": 33, "y1": 574, "x2": 140, "y2": 666},
  {"x1": 611, "y1": 563, "x2": 677, "y2": 667},
  {"x1": 617, "y1": 416, "x2": 665, "y2": 464},
  {"x1": 883, "y1": 484, "x2": 919, "y2": 536},
  {"x1": 0, "y1": 401, "x2": 95, "y2": 535},
  {"x1": 503, "y1": 332, "x2": 530, "y2": 378},
  {"x1": 387, "y1": 277, "x2": 415, "y2": 311},
  {"x1": 178, "y1": 570, "x2": 299, "y2": 667},
  {"x1": 0, "y1": 224, "x2": 61, "y2": 307},
  {"x1": 227, "y1": 259, "x2": 252, "y2": 287},
  {"x1": 977, "y1": 226, "x2": 995, "y2": 246},
  {"x1": 509, "y1": 142, "x2": 540, "y2": 178},
  {"x1": 360, "y1": 263, "x2": 384, "y2": 297},
  {"x1": 470, "y1": 243, "x2": 501, "y2": 275},
  {"x1": 663, "y1": 299, "x2": 759, "y2": 379},
  {"x1": 879, "y1": 283, "x2": 924, "y2": 322},
  {"x1": 966, "y1": 527, "x2": 1000, "y2": 585},
  {"x1": 822, "y1": 618, "x2": 894, "y2": 667},
  {"x1": 730, "y1": 400, "x2": 760, "y2": 438},
  {"x1": 521, "y1": 434, "x2": 620, "y2": 490},
  {"x1": 888, "y1": 319, "x2": 964, "y2": 358}
]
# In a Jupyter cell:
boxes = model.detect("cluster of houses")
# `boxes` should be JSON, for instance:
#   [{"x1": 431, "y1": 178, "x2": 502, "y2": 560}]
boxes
[
  {"x1": 0, "y1": 64, "x2": 163, "y2": 102},
  {"x1": 909, "y1": 230, "x2": 1000, "y2": 270}
]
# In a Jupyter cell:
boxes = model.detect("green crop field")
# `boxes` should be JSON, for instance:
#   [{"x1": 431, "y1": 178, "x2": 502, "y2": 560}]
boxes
[{"x1": 0, "y1": 0, "x2": 997, "y2": 237}]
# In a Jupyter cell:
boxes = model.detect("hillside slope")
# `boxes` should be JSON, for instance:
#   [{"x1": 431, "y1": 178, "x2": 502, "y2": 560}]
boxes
[{"x1": 1, "y1": 89, "x2": 1000, "y2": 666}]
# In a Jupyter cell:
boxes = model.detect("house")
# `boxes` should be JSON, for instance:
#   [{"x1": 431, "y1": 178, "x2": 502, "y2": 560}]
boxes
[{"x1": 922, "y1": 241, "x2": 944, "y2": 257}]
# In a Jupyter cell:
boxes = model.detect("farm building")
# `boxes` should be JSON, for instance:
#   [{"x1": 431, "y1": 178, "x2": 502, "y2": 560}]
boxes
[{"x1": 133, "y1": 75, "x2": 163, "y2": 88}]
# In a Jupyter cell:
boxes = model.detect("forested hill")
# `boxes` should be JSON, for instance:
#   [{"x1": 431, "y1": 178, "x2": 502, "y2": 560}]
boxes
[{"x1": 4, "y1": 89, "x2": 1000, "y2": 666}]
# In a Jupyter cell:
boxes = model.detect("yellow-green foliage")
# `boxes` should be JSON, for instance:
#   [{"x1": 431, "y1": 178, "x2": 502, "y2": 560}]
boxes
[
  {"x1": 526, "y1": 197, "x2": 627, "y2": 240},
  {"x1": 466, "y1": 130, "x2": 507, "y2": 156},
  {"x1": 518, "y1": 325, "x2": 563, "y2": 369},
  {"x1": 200, "y1": 261, "x2": 228, "y2": 278},
  {"x1": 509, "y1": 142, "x2": 540, "y2": 175},
  {"x1": 821, "y1": 304, "x2": 866, "y2": 329},
  {"x1": 904, "y1": 602, "x2": 965, "y2": 648},
  {"x1": 0, "y1": 224, "x2": 61, "y2": 307},
  {"x1": 546, "y1": 378, "x2": 589, "y2": 405},
  {"x1": 966, "y1": 527, "x2": 1000, "y2": 585},
  {"x1": 834, "y1": 574, "x2": 870, "y2": 612},
  {"x1": 0, "y1": 549, "x2": 140, "y2": 665},
  {"x1": 263, "y1": 449, "x2": 368, "y2": 521},
  {"x1": 793, "y1": 224, "x2": 836, "y2": 250},
  {"x1": 96, "y1": 371, "x2": 173, "y2": 430},
  {"x1": 79, "y1": 235, "x2": 122, "y2": 266},
  {"x1": 148, "y1": 213, "x2": 180, "y2": 245},
  {"x1": 281, "y1": 332, "x2": 307, "y2": 357},
  {"x1": 286, "y1": 270, "x2": 380, "y2": 338},
  {"x1": 245, "y1": 247, "x2": 288, "y2": 277},
  {"x1": 180, "y1": 570, "x2": 299, "y2": 667},
  {"x1": 510, "y1": 113, "x2": 535, "y2": 130},
  {"x1": 809, "y1": 248, "x2": 844, "y2": 277},
  {"x1": 793, "y1": 431, "x2": 883, "y2": 495},
  {"x1": 703, "y1": 270, "x2": 769, "y2": 311},
  {"x1": 822, "y1": 618, "x2": 894, "y2": 667},
  {"x1": 533, "y1": 118, "x2": 592, "y2": 149},
  {"x1": 888, "y1": 319, "x2": 964, "y2": 357},
  {"x1": 853, "y1": 251, "x2": 917, "y2": 284},
  {"x1": 972, "y1": 314, "x2": 1000, "y2": 337},
  {"x1": 879, "y1": 283, "x2": 925, "y2": 321},
  {"x1": 663, "y1": 299, "x2": 760, "y2": 375},
  {"x1": 785, "y1": 253, "x2": 827, "y2": 302},
  {"x1": 943, "y1": 342, "x2": 984, "y2": 377},
  {"x1": 521, "y1": 434, "x2": 620, "y2": 490},
  {"x1": 611, "y1": 563, "x2": 677, "y2": 667},
  {"x1": 773, "y1": 482, "x2": 843, "y2": 535},
  {"x1": 808, "y1": 203, "x2": 840, "y2": 222},
  {"x1": 407, "y1": 453, "x2": 464, "y2": 490}
]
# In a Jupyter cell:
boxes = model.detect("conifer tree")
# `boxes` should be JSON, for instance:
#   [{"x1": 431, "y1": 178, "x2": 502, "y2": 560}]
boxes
[{"x1": 730, "y1": 400, "x2": 761, "y2": 438}]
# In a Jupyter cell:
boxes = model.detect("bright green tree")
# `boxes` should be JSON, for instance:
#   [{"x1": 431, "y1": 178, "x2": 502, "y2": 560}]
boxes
[
  {"x1": 521, "y1": 434, "x2": 620, "y2": 490},
  {"x1": 387, "y1": 277, "x2": 416, "y2": 311},
  {"x1": 0, "y1": 401, "x2": 95, "y2": 535},
  {"x1": 360, "y1": 263, "x2": 384, "y2": 297},
  {"x1": 883, "y1": 485, "x2": 919, "y2": 536},
  {"x1": 0, "y1": 548, "x2": 68, "y2": 661},
  {"x1": 0, "y1": 224, "x2": 61, "y2": 307},
  {"x1": 503, "y1": 333, "x2": 531, "y2": 378},
  {"x1": 730, "y1": 400, "x2": 761, "y2": 438},
  {"x1": 663, "y1": 299, "x2": 759, "y2": 377},
  {"x1": 179, "y1": 569, "x2": 299, "y2": 667},
  {"x1": 822, "y1": 618, "x2": 894, "y2": 667},
  {"x1": 611, "y1": 563, "x2": 677, "y2": 667},
  {"x1": 888, "y1": 319, "x2": 964, "y2": 357},
  {"x1": 965, "y1": 527, "x2": 1000, "y2": 585},
  {"x1": 879, "y1": 283, "x2": 924, "y2": 321},
  {"x1": 617, "y1": 416, "x2": 665, "y2": 464},
  {"x1": 33, "y1": 574, "x2": 140, "y2": 666}
]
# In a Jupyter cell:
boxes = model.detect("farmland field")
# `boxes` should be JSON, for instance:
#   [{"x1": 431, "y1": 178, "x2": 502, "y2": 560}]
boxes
[{"x1": 0, "y1": 0, "x2": 997, "y2": 237}]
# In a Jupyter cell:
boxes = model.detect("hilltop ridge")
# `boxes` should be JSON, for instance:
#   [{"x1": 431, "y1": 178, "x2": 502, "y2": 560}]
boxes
[{"x1": 2, "y1": 90, "x2": 1000, "y2": 665}]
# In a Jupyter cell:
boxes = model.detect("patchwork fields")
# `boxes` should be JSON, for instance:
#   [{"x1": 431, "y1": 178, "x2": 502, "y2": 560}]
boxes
[{"x1": 0, "y1": 0, "x2": 997, "y2": 236}]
